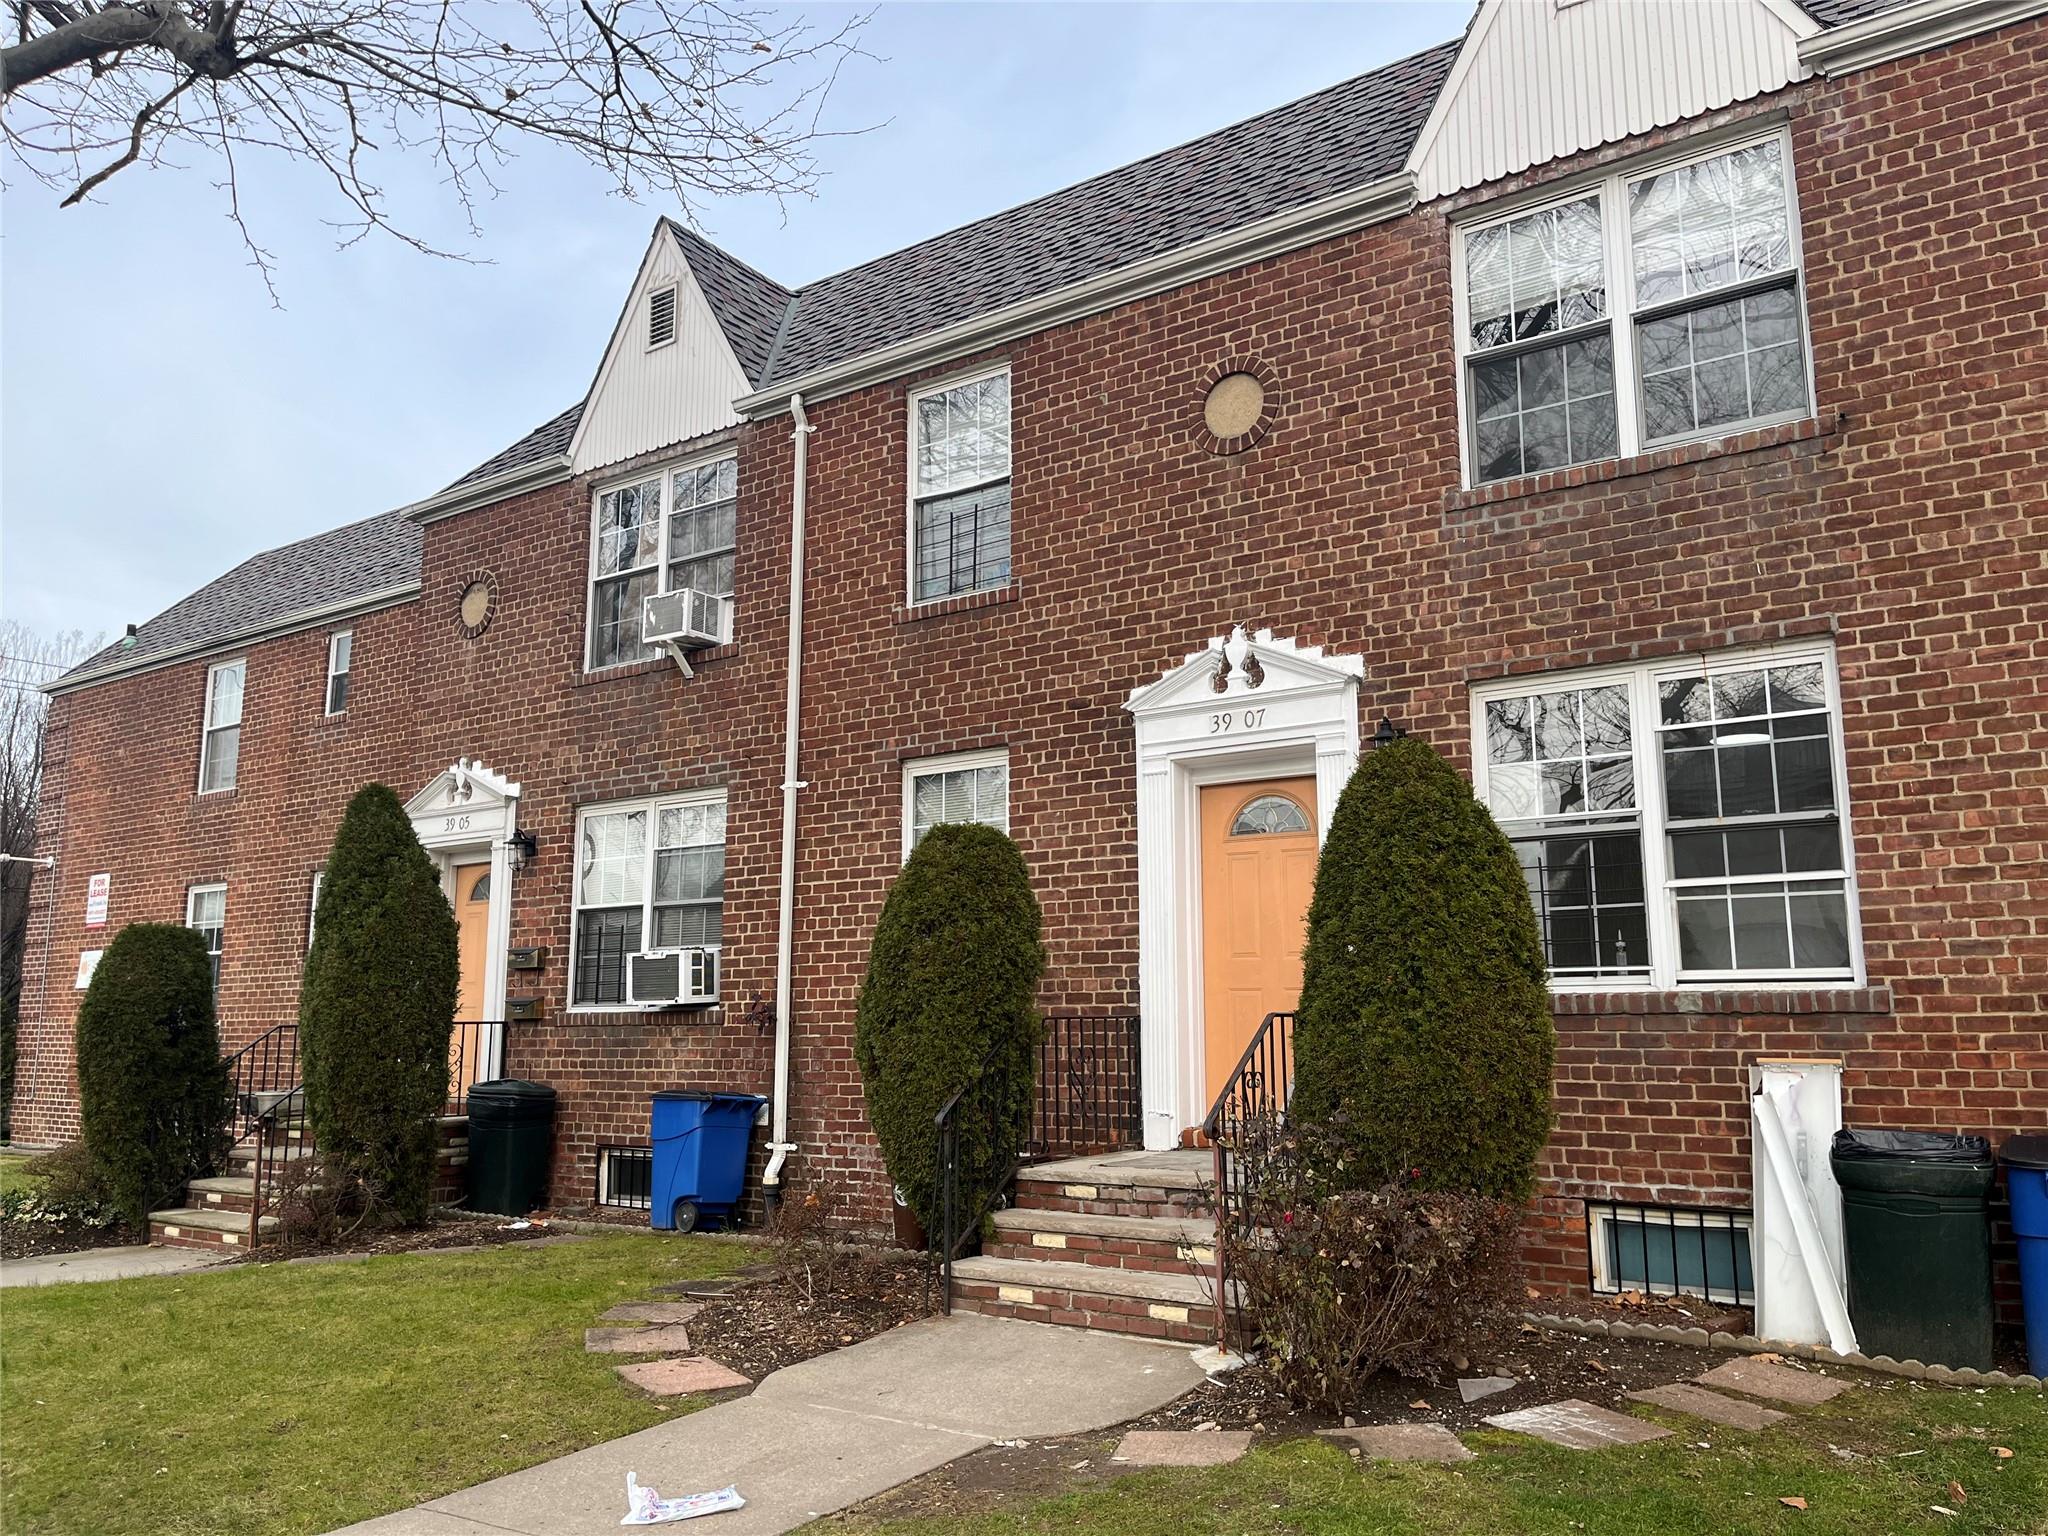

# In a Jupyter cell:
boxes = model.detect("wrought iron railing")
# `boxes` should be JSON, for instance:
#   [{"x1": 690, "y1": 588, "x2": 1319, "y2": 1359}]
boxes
[
  {"x1": 224, "y1": 1022, "x2": 300, "y2": 1144},
  {"x1": 928, "y1": 1034, "x2": 1034, "y2": 1315},
  {"x1": 247, "y1": 1082, "x2": 307, "y2": 1246},
  {"x1": 447, "y1": 1020, "x2": 507, "y2": 1113},
  {"x1": 1200, "y1": 1010, "x2": 1296, "y2": 1347},
  {"x1": 1030, "y1": 1012, "x2": 1141, "y2": 1158}
]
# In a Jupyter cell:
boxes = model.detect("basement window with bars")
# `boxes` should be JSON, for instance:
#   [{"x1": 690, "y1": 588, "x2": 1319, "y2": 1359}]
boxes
[
  {"x1": 1471, "y1": 643, "x2": 1860, "y2": 991},
  {"x1": 569, "y1": 789, "x2": 725, "y2": 1007},
  {"x1": 1454, "y1": 128, "x2": 1812, "y2": 486},
  {"x1": 1587, "y1": 1200, "x2": 1756, "y2": 1307},
  {"x1": 596, "y1": 1145, "x2": 654, "y2": 1209},
  {"x1": 909, "y1": 367, "x2": 1011, "y2": 604}
]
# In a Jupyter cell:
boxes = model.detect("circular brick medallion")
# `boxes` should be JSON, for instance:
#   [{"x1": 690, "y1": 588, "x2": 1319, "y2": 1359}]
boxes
[
  {"x1": 1196, "y1": 358, "x2": 1277, "y2": 454},
  {"x1": 456, "y1": 571, "x2": 497, "y2": 639}
]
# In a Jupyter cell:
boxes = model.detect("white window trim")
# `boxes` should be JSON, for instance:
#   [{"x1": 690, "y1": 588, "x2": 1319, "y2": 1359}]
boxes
[
  {"x1": 567, "y1": 786, "x2": 727, "y2": 1012},
  {"x1": 197, "y1": 658, "x2": 245, "y2": 794},
  {"x1": 324, "y1": 631, "x2": 352, "y2": 716},
  {"x1": 900, "y1": 747, "x2": 1010, "y2": 861},
  {"x1": 185, "y1": 883, "x2": 226, "y2": 979},
  {"x1": 307, "y1": 869, "x2": 324, "y2": 948},
  {"x1": 646, "y1": 284, "x2": 678, "y2": 351},
  {"x1": 596, "y1": 1146, "x2": 652, "y2": 1207},
  {"x1": 1587, "y1": 1205, "x2": 1754, "y2": 1302},
  {"x1": 904, "y1": 362, "x2": 1012, "y2": 610},
  {"x1": 1450, "y1": 124, "x2": 1816, "y2": 489},
  {"x1": 1470, "y1": 640, "x2": 1864, "y2": 994},
  {"x1": 584, "y1": 449, "x2": 737, "y2": 674}
]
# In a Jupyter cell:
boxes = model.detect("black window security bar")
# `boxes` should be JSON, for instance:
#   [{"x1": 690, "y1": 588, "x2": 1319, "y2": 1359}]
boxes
[
  {"x1": 1585, "y1": 1199, "x2": 1755, "y2": 1307},
  {"x1": 596, "y1": 1145, "x2": 655, "y2": 1210}
]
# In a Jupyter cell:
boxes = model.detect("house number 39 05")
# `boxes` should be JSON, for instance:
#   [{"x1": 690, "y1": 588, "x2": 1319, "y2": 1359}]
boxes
[
  {"x1": 442, "y1": 814, "x2": 473, "y2": 833},
  {"x1": 1208, "y1": 708, "x2": 1266, "y2": 734}
]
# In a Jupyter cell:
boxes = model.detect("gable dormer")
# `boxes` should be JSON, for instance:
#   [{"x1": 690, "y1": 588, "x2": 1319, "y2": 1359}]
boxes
[
  {"x1": 569, "y1": 223, "x2": 761, "y2": 475},
  {"x1": 1407, "y1": 0, "x2": 1822, "y2": 202}
]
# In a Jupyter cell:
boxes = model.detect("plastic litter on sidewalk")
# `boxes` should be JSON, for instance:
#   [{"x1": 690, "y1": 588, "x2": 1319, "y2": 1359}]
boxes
[{"x1": 621, "y1": 1473, "x2": 745, "y2": 1525}]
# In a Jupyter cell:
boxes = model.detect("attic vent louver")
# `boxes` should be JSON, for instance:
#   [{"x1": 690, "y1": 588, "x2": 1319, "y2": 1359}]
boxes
[{"x1": 648, "y1": 286, "x2": 678, "y2": 349}]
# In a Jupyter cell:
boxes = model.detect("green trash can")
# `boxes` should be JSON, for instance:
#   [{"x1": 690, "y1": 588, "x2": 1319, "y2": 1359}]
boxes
[
  {"x1": 467, "y1": 1079, "x2": 558, "y2": 1216},
  {"x1": 1830, "y1": 1129, "x2": 1995, "y2": 1371}
]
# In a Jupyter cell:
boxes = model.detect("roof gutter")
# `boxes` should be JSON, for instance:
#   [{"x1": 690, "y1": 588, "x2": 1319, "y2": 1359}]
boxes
[
  {"x1": 735, "y1": 169, "x2": 1418, "y2": 417},
  {"x1": 45, "y1": 582, "x2": 422, "y2": 697},
  {"x1": 402, "y1": 454, "x2": 574, "y2": 527},
  {"x1": 1799, "y1": 0, "x2": 2048, "y2": 74}
]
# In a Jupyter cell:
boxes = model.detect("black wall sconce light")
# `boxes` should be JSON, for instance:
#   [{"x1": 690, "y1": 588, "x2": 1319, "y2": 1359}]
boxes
[
  {"x1": 1371, "y1": 714, "x2": 1408, "y2": 750},
  {"x1": 506, "y1": 827, "x2": 538, "y2": 871}
]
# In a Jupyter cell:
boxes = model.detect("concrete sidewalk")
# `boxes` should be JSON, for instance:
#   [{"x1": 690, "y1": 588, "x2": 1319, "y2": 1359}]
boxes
[
  {"x1": 1, "y1": 1244, "x2": 229, "y2": 1287},
  {"x1": 330, "y1": 1312, "x2": 1205, "y2": 1536}
]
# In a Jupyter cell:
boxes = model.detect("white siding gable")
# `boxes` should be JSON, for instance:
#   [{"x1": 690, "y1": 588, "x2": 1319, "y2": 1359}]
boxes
[
  {"x1": 570, "y1": 227, "x2": 750, "y2": 475},
  {"x1": 1408, "y1": 0, "x2": 1820, "y2": 203}
]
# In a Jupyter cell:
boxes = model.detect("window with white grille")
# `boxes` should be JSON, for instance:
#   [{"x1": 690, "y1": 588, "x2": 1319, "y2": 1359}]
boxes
[
  {"x1": 909, "y1": 368, "x2": 1011, "y2": 604},
  {"x1": 902, "y1": 749, "x2": 1009, "y2": 858},
  {"x1": 1455, "y1": 131, "x2": 1810, "y2": 486},
  {"x1": 587, "y1": 455, "x2": 736, "y2": 670},
  {"x1": 570, "y1": 789, "x2": 725, "y2": 1007},
  {"x1": 199, "y1": 659, "x2": 245, "y2": 793}
]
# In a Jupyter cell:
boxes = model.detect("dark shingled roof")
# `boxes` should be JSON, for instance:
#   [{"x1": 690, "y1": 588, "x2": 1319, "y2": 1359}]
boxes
[
  {"x1": 61, "y1": 511, "x2": 422, "y2": 683},
  {"x1": 443, "y1": 401, "x2": 585, "y2": 491},
  {"x1": 666, "y1": 221, "x2": 797, "y2": 389},
  {"x1": 1795, "y1": 0, "x2": 1913, "y2": 26},
  {"x1": 754, "y1": 38, "x2": 1461, "y2": 388}
]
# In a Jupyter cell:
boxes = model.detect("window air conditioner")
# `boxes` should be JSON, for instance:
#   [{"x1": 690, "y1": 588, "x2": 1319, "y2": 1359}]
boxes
[
  {"x1": 643, "y1": 589, "x2": 728, "y2": 649},
  {"x1": 625, "y1": 947, "x2": 719, "y2": 1007}
]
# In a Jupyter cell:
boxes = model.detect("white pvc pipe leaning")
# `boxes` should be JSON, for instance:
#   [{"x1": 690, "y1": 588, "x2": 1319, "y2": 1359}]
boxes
[{"x1": 763, "y1": 393, "x2": 814, "y2": 1198}]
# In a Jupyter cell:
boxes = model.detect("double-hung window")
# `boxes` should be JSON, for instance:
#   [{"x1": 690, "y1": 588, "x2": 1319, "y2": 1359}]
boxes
[
  {"x1": 1457, "y1": 131, "x2": 1811, "y2": 485},
  {"x1": 909, "y1": 368, "x2": 1011, "y2": 604},
  {"x1": 570, "y1": 790, "x2": 726, "y2": 1006},
  {"x1": 186, "y1": 883, "x2": 226, "y2": 988},
  {"x1": 324, "y1": 631, "x2": 352, "y2": 715},
  {"x1": 199, "y1": 659, "x2": 245, "y2": 793},
  {"x1": 1472, "y1": 645, "x2": 1858, "y2": 990},
  {"x1": 587, "y1": 455, "x2": 737, "y2": 669},
  {"x1": 902, "y1": 749, "x2": 1009, "y2": 858}
]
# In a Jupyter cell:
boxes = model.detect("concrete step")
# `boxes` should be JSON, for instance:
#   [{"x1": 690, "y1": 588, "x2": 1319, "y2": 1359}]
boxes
[
  {"x1": 149, "y1": 1206, "x2": 278, "y2": 1250},
  {"x1": 227, "y1": 1143, "x2": 314, "y2": 1168},
  {"x1": 986, "y1": 1207, "x2": 1215, "y2": 1272},
  {"x1": 186, "y1": 1175, "x2": 257, "y2": 1213},
  {"x1": 1013, "y1": 1173, "x2": 1209, "y2": 1221},
  {"x1": 948, "y1": 1255, "x2": 1221, "y2": 1345}
]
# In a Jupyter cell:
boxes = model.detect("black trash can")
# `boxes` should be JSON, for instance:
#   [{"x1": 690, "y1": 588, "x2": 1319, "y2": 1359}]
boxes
[
  {"x1": 467, "y1": 1079, "x2": 558, "y2": 1217},
  {"x1": 1830, "y1": 1128, "x2": 1995, "y2": 1371}
]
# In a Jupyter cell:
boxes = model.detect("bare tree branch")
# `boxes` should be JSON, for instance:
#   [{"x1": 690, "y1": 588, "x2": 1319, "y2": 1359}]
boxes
[{"x1": 3, "y1": 0, "x2": 872, "y2": 269}]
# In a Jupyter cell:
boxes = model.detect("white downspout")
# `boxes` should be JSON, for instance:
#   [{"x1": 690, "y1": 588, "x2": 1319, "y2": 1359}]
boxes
[{"x1": 762, "y1": 394, "x2": 814, "y2": 1199}]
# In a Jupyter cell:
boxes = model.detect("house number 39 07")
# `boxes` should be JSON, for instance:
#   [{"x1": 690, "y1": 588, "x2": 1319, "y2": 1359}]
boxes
[{"x1": 1208, "y1": 708, "x2": 1266, "y2": 734}]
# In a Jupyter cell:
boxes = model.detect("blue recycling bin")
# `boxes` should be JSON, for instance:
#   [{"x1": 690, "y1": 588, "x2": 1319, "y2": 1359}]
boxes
[
  {"x1": 2004, "y1": 1134, "x2": 2048, "y2": 1377},
  {"x1": 650, "y1": 1091, "x2": 767, "y2": 1233}
]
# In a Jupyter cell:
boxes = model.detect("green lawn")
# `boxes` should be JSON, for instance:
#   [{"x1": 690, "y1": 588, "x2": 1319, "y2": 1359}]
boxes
[
  {"x1": 1, "y1": 1233, "x2": 747, "y2": 1536},
  {"x1": 0, "y1": 1152, "x2": 39, "y2": 1198},
  {"x1": 834, "y1": 1381, "x2": 2048, "y2": 1536}
]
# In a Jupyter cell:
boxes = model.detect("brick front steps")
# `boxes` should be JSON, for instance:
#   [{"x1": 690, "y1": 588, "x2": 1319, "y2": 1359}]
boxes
[
  {"x1": 149, "y1": 1205, "x2": 279, "y2": 1249},
  {"x1": 949, "y1": 1255, "x2": 1222, "y2": 1345},
  {"x1": 949, "y1": 1150, "x2": 1222, "y2": 1345}
]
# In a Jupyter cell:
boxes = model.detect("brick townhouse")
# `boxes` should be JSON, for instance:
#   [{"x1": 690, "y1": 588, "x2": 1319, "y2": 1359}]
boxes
[{"x1": 13, "y1": 0, "x2": 2046, "y2": 1313}]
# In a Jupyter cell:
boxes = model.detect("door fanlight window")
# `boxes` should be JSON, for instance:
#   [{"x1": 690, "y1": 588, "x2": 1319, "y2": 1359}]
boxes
[{"x1": 1230, "y1": 794, "x2": 1311, "y2": 836}]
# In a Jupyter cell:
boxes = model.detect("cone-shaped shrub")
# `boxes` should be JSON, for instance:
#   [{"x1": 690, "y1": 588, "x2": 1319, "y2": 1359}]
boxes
[
  {"x1": 74, "y1": 922, "x2": 232, "y2": 1226},
  {"x1": 300, "y1": 783, "x2": 458, "y2": 1224},
  {"x1": 855, "y1": 822, "x2": 1045, "y2": 1236},
  {"x1": 1290, "y1": 737, "x2": 1554, "y2": 1200}
]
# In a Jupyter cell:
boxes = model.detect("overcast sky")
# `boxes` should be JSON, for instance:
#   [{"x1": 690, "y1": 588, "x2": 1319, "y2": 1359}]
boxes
[{"x1": 1, "y1": 1, "x2": 1461, "y2": 647}]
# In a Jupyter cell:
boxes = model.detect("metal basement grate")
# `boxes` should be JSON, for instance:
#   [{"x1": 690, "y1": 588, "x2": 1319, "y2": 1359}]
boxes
[
  {"x1": 596, "y1": 1145, "x2": 654, "y2": 1211},
  {"x1": 1585, "y1": 1199, "x2": 1756, "y2": 1307}
]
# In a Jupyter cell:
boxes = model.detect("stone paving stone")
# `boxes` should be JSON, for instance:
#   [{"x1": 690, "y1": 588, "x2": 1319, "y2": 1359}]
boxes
[
  {"x1": 614, "y1": 1357, "x2": 751, "y2": 1396},
  {"x1": 1482, "y1": 1398, "x2": 1673, "y2": 1450},
  {"x1": 1318, "y1": 1424, "x2": 1475, "y2": 1463},
  {"x1": 1694, "y1": 1357, "x2": 1851, "y2": 1406},
  {"x1": 1627, "y1": 1383, "x2": 1789, "y2": 1430},
  {"x1": 1458, "y1": 1375, "x2": 1518, "y2": 1404},
  {"x1": 583, "y1": 1324, "x2": 693, "y2": 1354},
  {"x1": 599, "y1": 1301, "x2": 704, "y2": 1325},
  {"x1": 1112, "y1": 1430, "x2": 1255, "y2": 1467}
]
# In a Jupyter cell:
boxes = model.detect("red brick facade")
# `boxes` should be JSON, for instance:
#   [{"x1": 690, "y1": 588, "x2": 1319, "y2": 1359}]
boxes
[{"x1": 15, "y1": 24, "x2": 2047, "y2": 1307}]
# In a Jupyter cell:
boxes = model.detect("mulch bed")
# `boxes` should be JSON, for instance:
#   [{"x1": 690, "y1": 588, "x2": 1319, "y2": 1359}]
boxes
[
  {"x1": 686, "y1": 1253, "x2": 931, "y2": 1380},
  {"x1": 0, "y1": 1219, "x2": 134, "y2": 1261},
  {"x1": 256, "y1": 1212, "x2": 582, "y2": 1262}
]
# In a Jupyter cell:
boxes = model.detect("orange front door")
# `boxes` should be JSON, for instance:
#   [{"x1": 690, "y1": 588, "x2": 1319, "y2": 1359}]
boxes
[
  {"x1": 452, "y1": 862, "x2": 492, "y2": 1098},
  {"x1": 1199, "y1": 778, "x2": 1318, "y2": 1107}
]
